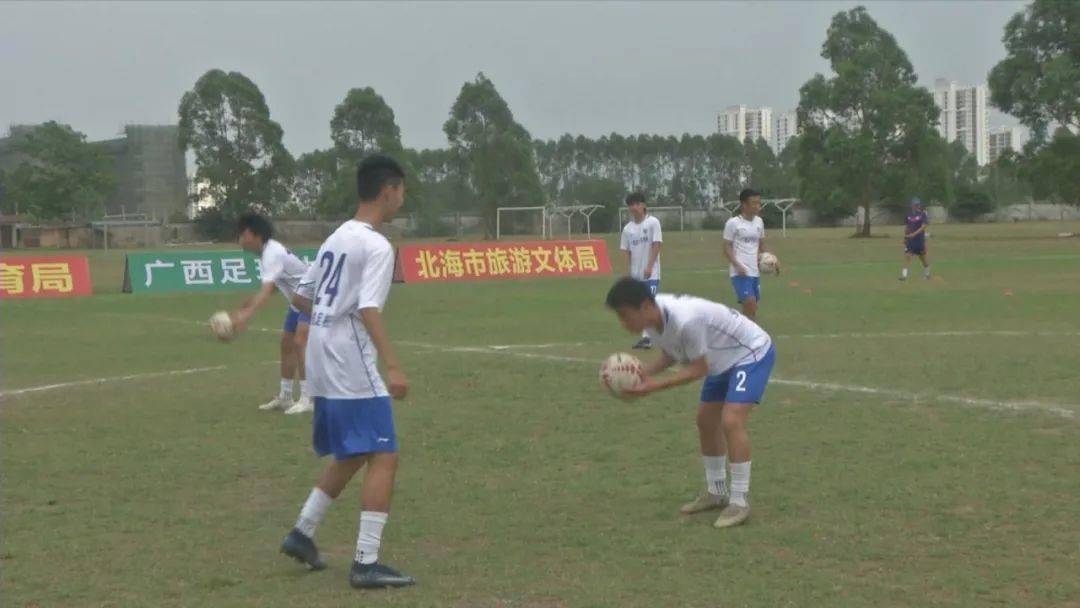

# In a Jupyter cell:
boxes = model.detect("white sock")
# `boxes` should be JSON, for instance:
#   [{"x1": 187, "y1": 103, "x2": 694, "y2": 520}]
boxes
[
  {"x1": 355, "y1": 511, "x2": 388, "y2": 565},
  {"x1": 730, "y1": 461, "x2": 751, "y2": 507},
  {"x1": 702, "y1": 455, "x2": 727, "y2": 496},
  {"x1": 924, "y1": 266, "x2": 931, "y2": 277},
  {"x1": 298, "y1": 380, "x2": 308, "y2": 399},
  {"x1": 279, "y1": 378, "x2": 293, "y2": 400},
  {"x1": 294, "y1": 487, "x2": 333, "y2": 539},
  {"x1": 901, "y1": 268, "x2": 909, "y2": 278}
]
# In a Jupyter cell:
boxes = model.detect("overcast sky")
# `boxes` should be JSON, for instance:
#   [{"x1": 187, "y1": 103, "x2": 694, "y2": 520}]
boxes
[{"x1": 1, "y1": 1, "x2": 1027, "y2": 155}]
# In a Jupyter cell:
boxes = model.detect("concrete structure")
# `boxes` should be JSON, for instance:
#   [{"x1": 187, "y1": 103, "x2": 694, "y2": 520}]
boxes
[
  {"x1": 771, "y1": 110, "x2": 798, "y2": 154},
  {"x1": 717, "y1": 105, "x2": 773, "y2": 144},
  {"x1": 933, "y1": 79, "x2": 989, "y2": 166},
  {"x1": 987, "y1": 126, "x2": 1029, "y2": 164},
  {"x1": 0, "y1": 124, "x2": 187, "y2": 221}
]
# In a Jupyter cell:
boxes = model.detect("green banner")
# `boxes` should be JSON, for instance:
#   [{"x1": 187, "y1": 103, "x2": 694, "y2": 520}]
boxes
[{"x1": 122, "y1": 249, "x2": 318, "y2": 294}]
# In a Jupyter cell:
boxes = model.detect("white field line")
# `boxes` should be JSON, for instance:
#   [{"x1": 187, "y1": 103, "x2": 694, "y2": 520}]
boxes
[
  {"x1": 402, "y1": 341, "x2": 1078, "y2": 420},
  {"x1": 1, "y1": 365, "x2": 228, "y2": 398}
]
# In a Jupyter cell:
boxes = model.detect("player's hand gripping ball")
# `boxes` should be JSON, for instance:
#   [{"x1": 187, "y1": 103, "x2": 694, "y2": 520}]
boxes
[
  {"x1": 599, "y1": 353, "x2": 644, "y2": 399},
  {"x1": 209, "y1": 311, "x2": 235, "y2": 342},
  {"x1": 759, "y1": 252, "x2": 779, "y2": 275}
]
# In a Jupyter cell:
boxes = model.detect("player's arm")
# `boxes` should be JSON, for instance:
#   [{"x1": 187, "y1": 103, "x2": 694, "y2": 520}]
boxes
[
  {"x1": 641, "y1": 350, "x2": 675, "y2": 377},
  {"x1": 359, "y1": 307, "x2": 407, "y2": 399},
  {"x1": 232, "y1": 282, "x2": 276, "y2": 330},
  {"x1": 626, "y1": 356, "x2": 708, "y2": 397},
  {"x1": 644, "y1": 220, "x2": 663, "y2": 278},
  {"x1": 723, "y1": 239, "x2": 748, "y2": 276}
]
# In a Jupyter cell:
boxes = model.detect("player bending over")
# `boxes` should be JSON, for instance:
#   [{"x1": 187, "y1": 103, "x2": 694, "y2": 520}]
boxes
[
  {"x1": 232, "y1": 212, "x2": 314, "y2": 414},
  {"x1": 900, "y1": 198, "x2": 931, "y2": 280},
  {"x1": 723, "y1": 188, "x2": 778, "y2": 320},
  {"x1": 280, "y1": 154, "x2": 415, "y2": 589},
  {"x1": 606, "y1": 277, "x2": 776, "y2": 529},
  {"x1": 619, "y1": 191, "x2": 663, "y2": 349}
]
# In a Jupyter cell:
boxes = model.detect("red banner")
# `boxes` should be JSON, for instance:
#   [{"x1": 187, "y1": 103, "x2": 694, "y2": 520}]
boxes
[
  {"x1": 397, "y1": 240, "x2": 612, "y2": 283},
  {"x1": 0, "y1": 255, "x2": 93, "y2": 298}
]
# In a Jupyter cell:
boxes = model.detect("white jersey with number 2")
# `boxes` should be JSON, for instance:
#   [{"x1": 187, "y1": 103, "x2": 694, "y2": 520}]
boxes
[
  {"x1": 645, "y1": 293, "x2": 772, "y2": 375},
  {"x1": 297, "y1": 220, "x2": 395, "y2": 400}
]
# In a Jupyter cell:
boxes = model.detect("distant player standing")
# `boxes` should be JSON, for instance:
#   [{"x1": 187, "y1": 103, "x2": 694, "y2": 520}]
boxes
[
  {"x1": 723, "y1": 189, "x2": 778, "y2": 320},
  {"x1": 605, "y1": 278, "x2": 776, "y2": 529},
  {"x1": 619, "y1": 191, "x2": 663, "y2": 349},
  {"x1": 900, "y1": 198, "x2": 931, "y2": 280},
  {"x1": 280, "y1": 155, "x2": 415, "y2": 589},
  {"x1": 231, "y1": 213, "x2": 314, "y2": 414}
]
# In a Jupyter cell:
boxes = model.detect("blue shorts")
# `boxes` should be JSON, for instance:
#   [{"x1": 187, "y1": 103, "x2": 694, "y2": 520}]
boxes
[
  {"x1": 283, "y1": 307, "x2": 310, "y2": 333},
  {"x1": 905, "y1": 239, "x2": 926, "y2": 255},
  {"x1": 645, "y1": 279, "x2": 660, "y2": 295},
  {"x1": 313, "y1": 396, "x2": 398, "y2": 460},
  {"x1": 700, "y1": 345, "x2": 776, "y2": 404},
  {"x1": 731, "y1": 276, "x2": 761, "y2": 303}
]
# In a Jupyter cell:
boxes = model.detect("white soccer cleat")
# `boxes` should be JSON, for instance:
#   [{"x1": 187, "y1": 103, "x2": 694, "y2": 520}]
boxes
[
  {"x1": 259, "y1": 396, "x2": 291, "y2": 412},
  {"x1": 680, "y1": 492, "x2": 729, "y2": 514},
  {"x1": 284, "y1": 396, "x2": 314, "y2": 415}
]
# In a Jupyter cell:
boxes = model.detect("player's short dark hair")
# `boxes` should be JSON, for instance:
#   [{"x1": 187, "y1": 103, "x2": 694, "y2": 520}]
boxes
[
  {"x1": 739, "y1": 188, "x2": 761, "y2": 203},
  {"x1": 625, "y1": 191, "x2": 646, "y2": 206},
  {"x1": 356, "y1": 154, "x2": 406, "y2": 202},
  {"x1": 237, "y1": 212, "x2": 273, "y2": 242},
  {"x1": 605, "y1": 277, "x2": 655, "y2": 309}
]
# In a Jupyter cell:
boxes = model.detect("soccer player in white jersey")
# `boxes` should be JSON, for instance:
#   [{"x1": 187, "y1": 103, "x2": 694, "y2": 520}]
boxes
[
  {"x1": 723, "y1": 188, "x2": 779, "y2": 320},
  {"x1": 619, "y1": 191, "x2": 663, "y2": 349},
  {"x1": 606, "y1": 277, "x2": 776, "y2": 529},
  {"x1": 230, "y1": 213, "x2": 314, "y2": 414},
  {"x1": 280, "y1": 155, "x2": 414, "y2": 589}
]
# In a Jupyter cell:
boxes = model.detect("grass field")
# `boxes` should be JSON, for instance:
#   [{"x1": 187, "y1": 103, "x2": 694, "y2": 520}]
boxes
[{"x1": 3, "y1": 221, "x2": 1079, "y2": 607}]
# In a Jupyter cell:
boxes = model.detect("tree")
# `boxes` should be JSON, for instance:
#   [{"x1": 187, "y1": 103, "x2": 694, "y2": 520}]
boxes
[
  {"x1": 988, "y1": 0, "x2": 1079, "y2": 135},
  {"x1": 796, "y1": 7, "x2": 941, "y2": 234},
  {"x1": 989, "y1": 0, "x2": 1079, "y2": 206},
  {"x1": 444, "y1": 73, "x2": 544, "y2": 236},
  {"x1": 4, "y1": 122, "x2": 114, "y2": 221},
  {"x1": 330, "y1": 87, "x2": 403, "y2": 158},
  {"x1": 290, "y1": 149, "x2": 339, "y2": 216},
  {"x1": 178, "y1": 69, "x2": 293, "y2": 220}
]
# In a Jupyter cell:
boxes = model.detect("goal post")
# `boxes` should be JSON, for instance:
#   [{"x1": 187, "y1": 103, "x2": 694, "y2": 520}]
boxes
[
  {"x1": 496, "y1": 206, "x2": 548, "y2": 240},
  {"x1": 546, "y1": 204, "x2": 604, "y2": 239},
  {"x1": 617, "y1": 206, "x2": 685, "y2": 231},
  {"x1": 762, "y1": 198, "x2": 798, "y2": 237}
]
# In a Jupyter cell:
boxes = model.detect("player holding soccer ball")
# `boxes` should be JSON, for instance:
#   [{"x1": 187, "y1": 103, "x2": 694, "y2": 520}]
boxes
[
  {"x1": 230, "y1": 213, "x2": 314, "y2": 414},
  {"x1": 605, "y1": 277, "x2": 776, "y2": 529},
  {"x1": 280, "y1": 155, "x2": 415, "y2": 589},
  {"x1": 723, "y1": 189, "x2": 779, "y2": 320},
  {"x1": 900, "y1": 198, "x2": 931, "y2": 281},
  {"x1": 619, "y1": 191, "x2": 663, "y2": 349}
]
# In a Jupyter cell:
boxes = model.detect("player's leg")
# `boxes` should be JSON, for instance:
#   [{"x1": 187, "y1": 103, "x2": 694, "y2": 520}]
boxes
[
  {"x1": 900, "y1": 250, "x2": 913, "y2": 280},
  {"x1": 284, "y1": 319, "x2": 314, "y2": 415},
  {"x1": 633, "y1": 280, "x2": 660, "y2": 349},
  {"x1": 741, "y1": 296, "x2": 758, "y2": 320},
  {"x1": 731, "y1": 276, "x2": 758, "y2": 319},
  {"x1": 918, "y1": 250, "x2": 931, "y2": 279},
  {"x1": 347, "y1": 400, "x2": 414, "y2": 589},
  {"x1": 262, "y1": 310, "x2": 301, "y2": 411},
  {"x1": 713, "y1": 345, "x2": 775, "y2": 529},
  {"x1": 681, "y1": 399, "x2": 730, "y2": 514}
]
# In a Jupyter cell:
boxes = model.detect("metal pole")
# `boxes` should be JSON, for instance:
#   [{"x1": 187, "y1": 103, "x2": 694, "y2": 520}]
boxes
[
  {"x1": 782, "y1": 210, "x2": 787, "y2": 238},
  {"x1": 496, "y1": 210, "x2": 501, "y2": 241},
  {"x1": 104, "y1": 223, "x2": 109, "y2": 251}
]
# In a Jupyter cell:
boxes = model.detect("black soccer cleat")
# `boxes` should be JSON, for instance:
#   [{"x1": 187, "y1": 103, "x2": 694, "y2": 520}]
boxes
[
  {"x1": 281, "y1": 528, "x2": 327, "y2": 571},
  {"x1": 349, "y1": 561, "x2": 416, "y2": 589},
  {"x1": 632, "y1": 337, "x2": 652, "y2": 350}
]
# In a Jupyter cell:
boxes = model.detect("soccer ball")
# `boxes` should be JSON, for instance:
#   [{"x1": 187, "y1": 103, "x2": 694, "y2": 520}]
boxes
[
  {"x1": 759, "y1": 252, "x2": 779, "y2": 274},
  {"x1": 209, "y1": 311, "x2": 234, "y2": 341},
  {"x1": 599, "y1": 352, "x2": 643, "y2": 399}
]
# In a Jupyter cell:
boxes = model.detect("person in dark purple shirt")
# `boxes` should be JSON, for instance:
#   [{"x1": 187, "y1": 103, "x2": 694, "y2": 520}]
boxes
[{"x1": 900, "y1": 198, "x2": 931, "y2": 280}]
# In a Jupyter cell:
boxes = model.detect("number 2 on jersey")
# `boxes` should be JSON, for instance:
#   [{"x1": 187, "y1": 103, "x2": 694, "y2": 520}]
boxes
[
  {"x1": 734, "y1": 370, "x2": 748, "y2": 392},
  {"x1": 315, "y1": 251, "x2": 346, "y2": 306}
]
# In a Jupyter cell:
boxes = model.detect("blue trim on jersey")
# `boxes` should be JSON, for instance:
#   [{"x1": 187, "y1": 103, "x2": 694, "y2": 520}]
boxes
[
  {"x1": 283, "y1": 307, "x2": 310, "y2": 333},
  {"x1": 348, "y1": 316, "x2": 379, "y2": 395},
  {"x1": 312, "y1": 396, "x2": 397, "y2": 460},
  {"x1": 731, "y1": 276, "x2": 761, "y2": 303},
  {"x1": 700, "y1": 344, "x2": 776, "y2": 404}
]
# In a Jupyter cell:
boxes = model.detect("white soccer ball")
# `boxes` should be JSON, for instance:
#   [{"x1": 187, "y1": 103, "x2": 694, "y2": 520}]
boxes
[
  {"x1": 759, "y1": 252, "x2": 779, "y2": 274},
  {"x1": 599, "y1": 352, "x2": 643, "y2": 399},
  {"x1": 209, "y1": 311, "x2": 234, "y2": 341}
]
